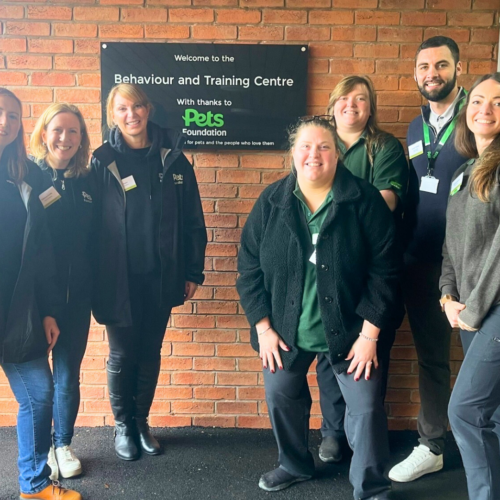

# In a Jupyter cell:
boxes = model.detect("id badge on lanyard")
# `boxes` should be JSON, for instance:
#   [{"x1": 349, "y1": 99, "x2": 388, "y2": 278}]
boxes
[{"x1": 420, "y1": 119, "x2": 456, "y2": 195}]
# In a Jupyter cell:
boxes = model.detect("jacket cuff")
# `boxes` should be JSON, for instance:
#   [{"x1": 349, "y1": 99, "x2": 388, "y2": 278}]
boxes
[
  {"x1": 440, "y1": 285, "x2": 459, "y2": 299},
  {"x1": 458, "y1": 308, "x2": 483, "y2": 330},
  {"x1": 245, "y1": 304, "x2": 272, "y2": 328}
]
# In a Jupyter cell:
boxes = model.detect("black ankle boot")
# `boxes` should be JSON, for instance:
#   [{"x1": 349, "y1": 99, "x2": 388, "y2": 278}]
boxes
[
  {"x1": 114, "y1": 422, "x2": 140, "y2": 461},
  {"x1": 136, "y1": 418, "x2": 161, "y2": 455}
]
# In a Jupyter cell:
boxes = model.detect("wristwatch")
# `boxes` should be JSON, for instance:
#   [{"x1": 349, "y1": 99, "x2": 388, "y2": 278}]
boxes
[{"x1": 439, "y1": 294, "x2": 456, "y2": 312}]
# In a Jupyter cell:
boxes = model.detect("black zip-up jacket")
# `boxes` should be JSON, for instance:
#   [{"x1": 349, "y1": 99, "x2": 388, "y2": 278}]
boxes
[
  {"x1": 0, "y1": 160, "x2": 62, "y2": 363},
  {"x1": 91, "y1": 123, "x2": 207, "y2": 327},
  {"x1": 404, "y1": 88, "x2": 468, "y2": 263},
  {"x1": 237, "y1": 165, "x2": 403, "y2": 373},
  {"x1": 34, "y1": 158, "x2": 95, "y2": 304}
]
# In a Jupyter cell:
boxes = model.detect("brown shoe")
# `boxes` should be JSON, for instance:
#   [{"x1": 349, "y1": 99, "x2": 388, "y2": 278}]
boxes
[{"x1": 20, "y1": 481, "x2": 82, "y2": 500}]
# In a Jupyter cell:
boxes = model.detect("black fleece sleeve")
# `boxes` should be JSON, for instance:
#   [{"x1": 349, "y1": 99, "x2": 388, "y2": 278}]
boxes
[
  {"x1": 355, "y1": 188, "x2": 402, "y2": 331},
  {"x1": 236, "y1": 195, "x2": 272, "y2": 326},
  {"x1": 182, "y1": 155, "x2": 207, "y2": 285}
]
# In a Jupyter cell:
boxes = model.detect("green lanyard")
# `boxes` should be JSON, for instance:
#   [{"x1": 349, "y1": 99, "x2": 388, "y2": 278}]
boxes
[{"x1": 422, "y1": 96, "x2": 466, "y2": 177}]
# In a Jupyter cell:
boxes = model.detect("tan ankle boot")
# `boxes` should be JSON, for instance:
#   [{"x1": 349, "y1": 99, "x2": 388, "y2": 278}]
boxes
[{"x1": 19, "y1": 481, "x2": 82, "y2": 500}]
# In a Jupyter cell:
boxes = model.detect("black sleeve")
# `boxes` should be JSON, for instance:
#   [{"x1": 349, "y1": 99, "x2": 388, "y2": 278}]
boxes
[
  {"x1": 236, "y1": 195, "x2": 272, "y2": 326},
  {"x1": 182, "y1": 155, "x2": 207, "y2": 285},
  {"x1": 355, "y1": 187, "x2": 403, "y2": 331}
]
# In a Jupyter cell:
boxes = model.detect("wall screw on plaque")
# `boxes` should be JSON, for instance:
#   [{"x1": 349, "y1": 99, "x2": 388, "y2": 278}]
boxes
[
  {"x1": 301, "y1": 47, "x2": 306, "y2": 52},
  {"x1": 102, "y1": 44, "x2": 107, "y2": 49}
]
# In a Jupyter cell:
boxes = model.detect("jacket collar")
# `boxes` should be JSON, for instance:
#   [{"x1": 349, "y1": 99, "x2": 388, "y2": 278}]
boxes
[{"x1": 269, "y1": 161, "x2": 362, "y2": 209}]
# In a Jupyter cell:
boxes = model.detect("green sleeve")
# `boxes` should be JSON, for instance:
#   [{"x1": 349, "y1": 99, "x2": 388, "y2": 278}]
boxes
[{"x1": 371, "y1": 135, "x2": 409, "y2": 205}]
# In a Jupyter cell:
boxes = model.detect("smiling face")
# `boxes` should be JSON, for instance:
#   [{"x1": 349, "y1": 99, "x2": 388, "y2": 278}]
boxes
[
  {"x1": 0, "y1": 94, "x2": 22, "y2": 157},
  {"x1": 332, "y1": 84, "x2": 371, "y2": 134},
  {"x1": 292, "y1": 124, "x2": 338, "y2": 188},
  {"x1": 111, "y1": 93, "x2": 150, "y2": 145},
  {"x1": 42, "y1": 112, "x2": 82, "y2": 169},
  {"x1": 415, "y1": 45, "x2": 462, "y2": 102},
  {"x1": 466, "y1": 78, "x2": 500, "y2": 147}
]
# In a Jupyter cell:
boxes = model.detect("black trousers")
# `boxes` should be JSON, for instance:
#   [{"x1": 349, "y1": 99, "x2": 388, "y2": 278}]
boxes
[
  {"x1": 402, "y1": 259, "x2": 452, "y2": 455},
  {"x1": 264, "y1": 350, "x2": 391, "y2": 500},
  {"x1": 316, "y1": 330, "x2": 395, "y2": 439},
  {"x1": 106, "y1": 272, "x2": 171, "y2": 419}
]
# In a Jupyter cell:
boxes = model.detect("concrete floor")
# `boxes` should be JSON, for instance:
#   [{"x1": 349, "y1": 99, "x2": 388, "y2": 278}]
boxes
[{"x1": 0, "y1": 428, "x2": 468, "y2": 500}]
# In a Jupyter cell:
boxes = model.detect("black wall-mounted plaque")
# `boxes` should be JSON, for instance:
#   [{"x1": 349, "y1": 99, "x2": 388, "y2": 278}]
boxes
[{"x1": 100, "y1": 43, "x2": 308, "y2": 150}]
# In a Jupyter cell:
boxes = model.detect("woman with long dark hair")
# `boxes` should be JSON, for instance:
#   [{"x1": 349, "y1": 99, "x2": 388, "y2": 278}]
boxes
[
  {"x1": 441, "y1": 72, "x2": 500, "y2": 500},
  {"x1": 0, "y1": 88, "x2": 81, "y2": 499},
  {"x1": 92, "y1": 83, "x2": 207, "y2": 461},
  {"x1": 30, "y1": 103, "x2": 93, "y2": 480}
]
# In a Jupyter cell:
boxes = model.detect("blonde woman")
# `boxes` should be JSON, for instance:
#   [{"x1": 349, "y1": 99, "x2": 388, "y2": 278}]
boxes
[
  {"x1": 441, "y1": 72, "x2": 500, "y2": 500},
  {"x1": 91, "y1": 83, "x2": 206, "y2": 461},
  {"x1": 0, "y1": 88, "x2": 81, "y2": 499},
  {"x1": 30, "y1": 103, "x2": 93, "y2": 480}
]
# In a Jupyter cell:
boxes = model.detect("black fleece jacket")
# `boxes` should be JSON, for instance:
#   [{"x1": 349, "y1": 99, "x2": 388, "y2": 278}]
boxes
[
  {"x1": 35, "y1": 158, "x2": 96, "y2": 304},
  {"x1": 0, "y1": 159, "x2": 62, "y2": 363},
  {"x1": 237, "y1": 164, "x2": 403, "y2": 373},
  {"x1": 91, "y1": 123, "x2": 207, "y2": 327}
]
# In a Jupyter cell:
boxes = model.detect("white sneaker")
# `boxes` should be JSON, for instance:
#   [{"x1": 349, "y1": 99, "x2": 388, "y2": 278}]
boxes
[
  {"x1": 55, "y1": 445, "x2": 82, "y2": 478},
  {"x1": 47, "y1": 446, "x2": 59, "y2": 480},
  {"x1": 388, "y1": 444, "x2": 443, "y2": 482}
]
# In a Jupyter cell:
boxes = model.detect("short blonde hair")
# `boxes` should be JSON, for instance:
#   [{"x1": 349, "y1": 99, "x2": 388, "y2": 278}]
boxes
[
  {"x1": 30, "y1": 103, "x2": 90, "y2": 178},
  {"x1": 105, "y1": 83, "x2": 153, "y2": 129}
]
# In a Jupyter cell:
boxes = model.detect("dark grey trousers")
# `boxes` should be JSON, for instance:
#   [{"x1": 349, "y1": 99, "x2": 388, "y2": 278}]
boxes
[
  {"x1": 449, "y1": 306, "x2": 500, "y2": 500},
  {"x1": 402, "y1": 260, "x2": 452, "y2": 455},
  {"x1": 317, "y1": 330, "x2": 395, "y2": 438},
  {"x1": 263, "y1": 350, "x2": 391, "y2": 500}
]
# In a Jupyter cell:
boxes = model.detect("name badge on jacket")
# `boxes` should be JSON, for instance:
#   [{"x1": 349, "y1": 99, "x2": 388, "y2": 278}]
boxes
[
  {"x1": 39, "y1": 186, "x2": 61, "y2": 208},
  {"x1": 121, "y1": 175, "x2": 137, "y2": 191}
]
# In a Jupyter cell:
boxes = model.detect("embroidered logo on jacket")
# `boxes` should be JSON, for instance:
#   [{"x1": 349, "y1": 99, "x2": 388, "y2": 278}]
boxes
[
  {"x1": 82, "y1": 191, "x2": 93, "y2": 203},
  {"x1": 173, "y1": 173, "x2": 183, "y2": 185}
]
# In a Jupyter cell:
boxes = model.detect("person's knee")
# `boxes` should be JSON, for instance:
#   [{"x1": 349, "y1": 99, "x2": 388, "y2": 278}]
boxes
[{"x1": 449, "y1": 393, "x2": 483, "y2": 430}]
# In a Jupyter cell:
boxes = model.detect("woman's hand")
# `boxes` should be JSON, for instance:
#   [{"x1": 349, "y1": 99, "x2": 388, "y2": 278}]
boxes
[
  {"x1": 43, "y1": 316, "x2": 60, "y2": 354},
  {"x1": 444, "y1": 301, "x2": 466, "y2": 328},
  {"x1": 184, "y1": 281, "x2": 198, "y2": 301},
  {"x1": 257, "y1": 322, "x2": 289, "y2": 373},
  {"x1": 457, "y1": 316, "x2": 479, "y2": 332},
  {"x1": 346, "y1": 336, "x2": 378, "y2": 381}
]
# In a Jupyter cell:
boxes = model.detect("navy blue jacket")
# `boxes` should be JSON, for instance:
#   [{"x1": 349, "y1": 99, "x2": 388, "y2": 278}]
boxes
[{"x1": 405, "y1": 88, "x2": 468, "y2": 263}]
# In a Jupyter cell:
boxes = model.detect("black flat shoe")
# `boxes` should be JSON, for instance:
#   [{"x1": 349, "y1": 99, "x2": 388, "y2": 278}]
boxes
[{"x1": 258, "y1": 468, "x2": 311, "y2": 492}]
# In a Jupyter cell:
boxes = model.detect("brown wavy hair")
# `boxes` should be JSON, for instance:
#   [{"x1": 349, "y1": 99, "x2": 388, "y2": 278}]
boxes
[
  {"x1": 0, "y1": 88, "x2": 27, "y2": 183},
  {"x1": 326, "y1": 75, "x2": 390, "y2": 166},
  {"x1": 30, "y1": 103, "x2": 91, "y2": 178},
  {"x1": 455, "y1": 72, "x2": 500, "y2": 203}
]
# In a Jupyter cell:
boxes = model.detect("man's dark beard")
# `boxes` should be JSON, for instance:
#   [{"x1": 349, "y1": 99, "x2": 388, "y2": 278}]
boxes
[{"x1": 418, "y1": 71, "x2": 457, "y2": 102}]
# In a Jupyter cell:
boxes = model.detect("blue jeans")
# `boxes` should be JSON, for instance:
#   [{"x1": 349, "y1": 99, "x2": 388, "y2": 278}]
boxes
[
  {"x1": 1, "y1": 356, "x2": 53, "y2": 494},
  {"x1": 449, "y1": 306, "x2": 500, "y2": 500},
  {"x1": 52, "y1": 298, "x2": 91, "y2": 448}
]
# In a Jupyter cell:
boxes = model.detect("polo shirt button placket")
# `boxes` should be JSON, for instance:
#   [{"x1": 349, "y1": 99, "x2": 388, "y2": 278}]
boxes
[
  {"x1": 320, "y1": 264, "x2": 329, "y2": 271},
  {"x1": 324, "y1": 296, "x2": 333, "y2": 303}
]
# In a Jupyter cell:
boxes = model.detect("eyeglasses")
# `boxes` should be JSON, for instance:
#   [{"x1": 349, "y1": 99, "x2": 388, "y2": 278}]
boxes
[{"x1": 299, "y1": 115, "x2": 334, "y2": 123}]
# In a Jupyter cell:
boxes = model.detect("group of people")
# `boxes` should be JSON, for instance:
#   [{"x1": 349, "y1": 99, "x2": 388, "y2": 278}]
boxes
[
  {"x1": 0, "y1": 83, "x2": 206, "y2": 499},
  {"x1": 1, "y1": 33, "x2": 499, "y2": 500}
]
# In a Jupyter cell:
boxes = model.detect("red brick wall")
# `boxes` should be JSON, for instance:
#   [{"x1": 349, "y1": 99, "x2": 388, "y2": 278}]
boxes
[{"x1": 0, "y1": 1, "x2": 498, "y2": 429}]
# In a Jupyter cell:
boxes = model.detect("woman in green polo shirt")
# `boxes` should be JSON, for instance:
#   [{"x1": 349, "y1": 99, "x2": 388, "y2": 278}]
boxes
[
  {"x1": 237, "y1": 117, "x2": 401, "y2": 499},
  {"x1": 316, "y1": 75, "x2": 408, "y2": 464}
]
